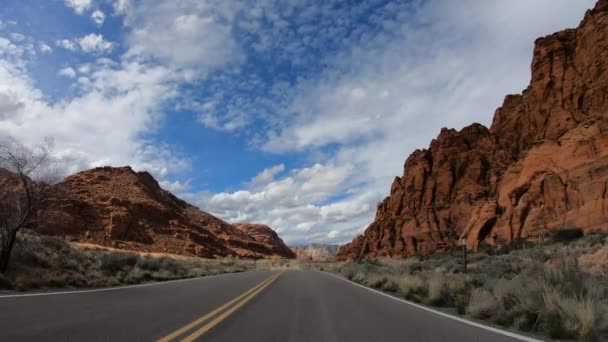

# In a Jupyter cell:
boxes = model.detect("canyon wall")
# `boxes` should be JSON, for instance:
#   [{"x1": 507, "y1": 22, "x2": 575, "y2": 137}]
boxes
[{"x1": 337, "y1": 0, "x2": 608, "y2": 259}]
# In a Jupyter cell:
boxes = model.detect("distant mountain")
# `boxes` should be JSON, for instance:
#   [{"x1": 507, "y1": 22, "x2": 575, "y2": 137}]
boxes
[
  {"x1": 338, "y1": 0, "x2": 608, "y2": 260},
  {"x1": 232, "y1": 223, "x2": 296, "y2": 259},
  {"x1": 16, "y1": 166, "x2": 294, "y2": 259},
  {"x1": 291, "y1": 243, "x2": 340, "y2": 261}
]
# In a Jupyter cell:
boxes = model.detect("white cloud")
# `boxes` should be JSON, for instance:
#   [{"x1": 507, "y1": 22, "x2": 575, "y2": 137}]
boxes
[
  {"x1": 38, "y1": 42, "x2": 53, "y2": 54},
  {"x1": 0, "y1": 47, "x2": 190, "y2": 181},
  {"x1": 199, "y1": 109, "x2": 248, "y2": 132},
  {"x1": 122, "y1": 2, "x2": 242, "y2": 74},
  {"x1": 56, "y1": 39, "x2": 77, "y2": 51},
  {"x1": 58, "y1": 67, "x2": 76, "y2": 78},
  {"x1": 56, "y1": 34, "x2": 113, "y2": 54},
  {"x1": 186, "y1": 162, "x2": 376, "y2": 244},
  {"x1": 78, "y1": 34, "x2": 113, "y2": 53},
  {"x1": 64, "y1": 0, "x2": 92, "y2": 14},
  {"x1": 113, "y1": 0, "x2": 131, "y2": 15},
  {"x1": 160, "y1": 179, "x2": 191, "y2": 193},
  {"x1": 248, "y1": 164, "x2": 285, "y2": 188},
  {"x1": 91, "y1": 10, "x2": 105, "y2": 26},
  {"x1": 0, "y1": 90, "x2": 24, "y2": 120},
  {"x1": 9, "y1": 33, "x2": 24, "y2": 42},
  {"x1": 77, "y1": 63, "x2": 91, "y2": 74}
]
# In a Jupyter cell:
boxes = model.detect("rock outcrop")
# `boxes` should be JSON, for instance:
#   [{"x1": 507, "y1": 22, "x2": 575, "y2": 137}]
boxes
[
  {"x1": 337, "y1": 1, "x2": 608, "y2": 260},
  {"x1": 232, "y1": 223, "x2": 295, "y2": 259},
  {"x1": 291, "y1": 243, "x2": 340, "y2": 261},
  {"x1": 35, "y1": 166, "x2": 293, "y2": 259}
]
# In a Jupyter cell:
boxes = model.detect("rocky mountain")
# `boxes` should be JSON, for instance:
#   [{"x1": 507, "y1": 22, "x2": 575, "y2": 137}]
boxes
[
  {"x1": 291, "y1": 243, "x2": 340, "y2": 261},
  {"x1": 33, "y1": 166, "x2": 293, "y2": 259},
  {"x1": 337, "y1": 0, "x2": 608, "y2": 260},
  {"x1": 232, "y1": 223, "x2": 296, "y2": 259}
]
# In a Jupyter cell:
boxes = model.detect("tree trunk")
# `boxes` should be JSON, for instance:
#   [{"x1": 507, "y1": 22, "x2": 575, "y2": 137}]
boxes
[{"x1": 0, "y1": 230, "x2": 18, "y2": 273}]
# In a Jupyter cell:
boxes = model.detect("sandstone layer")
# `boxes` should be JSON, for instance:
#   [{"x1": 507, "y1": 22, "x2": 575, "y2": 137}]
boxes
[{"x1": 337, "y1": 1, "x2": 608, "y2": 260}]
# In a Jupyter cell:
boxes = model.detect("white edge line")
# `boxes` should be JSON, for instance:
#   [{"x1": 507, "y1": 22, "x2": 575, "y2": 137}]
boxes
[
  {"x1": 321, "y1": 271, "x2": 544, "y2": 342},
  {"x1": 0, "y1": 270, "x2": 264, "y2": 299}
]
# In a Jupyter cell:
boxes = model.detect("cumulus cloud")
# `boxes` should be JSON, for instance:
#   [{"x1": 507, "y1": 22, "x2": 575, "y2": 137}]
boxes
[
  {"x1": 91, "y1": 10, "x2": 105, "y2": 26},
  {"x1": 38, "y1": 42, "x2": 53, "y2": 54},
  {"x1": 248, "y1": 164, "x2": 285, "y2": 188},
  {"x1": 0, "y1": 91, "x2": 24, "y2": 120},
  {"x1": 77, "y1": 63, "x2": 91, "y2": 74},
  {"x1": 0, "y1": 43, "x2": 191, "y2": 180},
  {"x1": 56, "y1": 39, "x2": 77, "y2": 51},
  {"x1": 58, "y1": 66, "x2": 76, "y2": 78},
  {"x1": 64, "y1": 0, "x2": 92, "y2": 14},
  {"x1": 56, "y1": 34, "x2": 114, "y2": 54},
  {"x1": 77, "y1": 33, "x2": 113, "y2": 53},
  {"x1": 0, "y1": 1, "x2": 245, "y2": 188},
  {"x1": 122, "y1": 2, "x2": 242, "y2": 75},
  {"x1": 113, "y1": 0, "x2": 130, "y2": 15},
  {"x1": 187, "y1": 163, "x2": 375, "y2": 243}
]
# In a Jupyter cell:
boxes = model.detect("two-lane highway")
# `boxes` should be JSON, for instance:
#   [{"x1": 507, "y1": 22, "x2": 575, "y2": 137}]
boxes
[{"x1": 0, "y1": 270, "x2": 540, "y2": 341}]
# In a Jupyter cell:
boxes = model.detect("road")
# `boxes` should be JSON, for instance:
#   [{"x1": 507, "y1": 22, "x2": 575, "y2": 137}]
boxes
[{"x1": 0, "y1": 270, "x2": 540, "y2": 342}]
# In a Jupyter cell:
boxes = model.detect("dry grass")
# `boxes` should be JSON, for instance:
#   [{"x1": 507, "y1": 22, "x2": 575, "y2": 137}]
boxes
[
  {"x1": 307, "y1": 231, "x2": 608, "y2": 341},
  {"x1": 0, "y1": 233, "x2": 286, "y2": 292}
]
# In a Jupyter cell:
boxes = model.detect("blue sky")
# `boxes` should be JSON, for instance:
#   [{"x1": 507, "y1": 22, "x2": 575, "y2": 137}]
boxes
[{"x1": 0, "y1": 0, "x2": 595, "y2": 245}]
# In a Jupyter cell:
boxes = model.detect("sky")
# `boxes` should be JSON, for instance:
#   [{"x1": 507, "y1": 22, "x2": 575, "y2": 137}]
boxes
[{"x1": 0, "y1": 0, "x2": 597, "y2": 245}]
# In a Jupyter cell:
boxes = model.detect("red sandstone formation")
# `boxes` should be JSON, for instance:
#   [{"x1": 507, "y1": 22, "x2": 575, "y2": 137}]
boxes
[
  {"x1": 34, "y1": 166, "x2": 293, "y2": 258},
  {"x1": 233, "y1": 223, "x2": 295, "y2": 259},
  {"x1": 291, "y1": 244, "x2": 339, "y2": 261},
  {"x1": 337, "y1": 1, "x2": 608, "y2": 260}
]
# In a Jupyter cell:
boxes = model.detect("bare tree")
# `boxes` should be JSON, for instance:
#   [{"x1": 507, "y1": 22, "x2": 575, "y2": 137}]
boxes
[{"x1": 0, "y1": 138, "x2": 56, "y2": 273}]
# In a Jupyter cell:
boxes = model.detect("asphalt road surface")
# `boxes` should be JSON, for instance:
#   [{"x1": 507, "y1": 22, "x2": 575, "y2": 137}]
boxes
[{"x1": 0, "y1": 270, "x2": 541, "y2": 342}]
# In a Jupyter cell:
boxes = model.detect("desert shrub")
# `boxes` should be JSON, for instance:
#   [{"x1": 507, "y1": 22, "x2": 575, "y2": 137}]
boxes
[
  {"x1": 394, "y1": 274, "x2": 426, "y2": 300},
  {"x1": 39, "y1": 236, "x2": 70, "y2": 252},
  {"x1": 157, "y1": 257, "x2": 186, "y2": 276},
  {"x1": 363, "y1": 274, "x2": 387, "y2": 289},
  {"x1": 426, "y1": 273, "x2": 447, "y2": 306},
  {"x1": 137, "y1": 256, "x2": 163, "y2": 271},
  {"x1": 552, "y1": 228, "x2": 584, "y2": 243},
  {"x1": 541, "y1": 288, "x2": 602, "y2": 340},
  {"x1": 100, "y1": 252, "x2": 139, "y2": 274},
  {"x1": 327, "y1": 231, "x2": 608, "y2": 341},
  {"x1": 220, "y1": 255, "x2": 236, "y2": 266},
  {"x1": 467, "y1": 288, "x2": 499, "y2": 319}
]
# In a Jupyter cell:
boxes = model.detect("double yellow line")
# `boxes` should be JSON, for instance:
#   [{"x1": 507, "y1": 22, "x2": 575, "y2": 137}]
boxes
[{"x1": 157, "y1": 271, "x2": 284, "y2": 342}]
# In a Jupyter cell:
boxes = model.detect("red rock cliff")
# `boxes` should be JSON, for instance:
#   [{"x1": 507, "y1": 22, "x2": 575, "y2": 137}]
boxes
[
  {"x1": 337, "y1": 1, "x2": 608, "y2": 260},
  {"x1": 233, "y1": 223, "x2": 296, "y2": 259}
]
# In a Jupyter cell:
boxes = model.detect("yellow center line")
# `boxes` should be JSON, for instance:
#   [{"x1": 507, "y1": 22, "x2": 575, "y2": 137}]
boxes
[
  {"x1": 181, "y1": 271, "x2": 284, "y2": 342},
  {"x1": 156, "y1": 272, "x2": 283, "y2": 342}
]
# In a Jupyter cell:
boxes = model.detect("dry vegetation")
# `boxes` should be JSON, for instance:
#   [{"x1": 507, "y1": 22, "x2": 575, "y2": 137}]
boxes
[
  {"x1": 0, "y1": 233, "x2": 288, "y2": 292},
  {"x1": 3, "y1": 229, "x2": 606, "y2": 341},
  {"x1": 306, "y1": 231, "x2": 608, "y2": 341}
]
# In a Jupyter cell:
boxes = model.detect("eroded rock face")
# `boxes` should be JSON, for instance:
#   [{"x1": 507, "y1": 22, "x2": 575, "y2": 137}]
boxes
[
  {"x1": 291, "y1": 244, "x2": 340, "y2": 261},
  {"x1": 337, "y1": 1, "x2": 608, "y2": 260},
  {"x1": 232, "y1": 223, "x2": 296, "y2": 259},
  {"x1": 36, "y1": 166, "x2": 293, "y2": 259}
]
